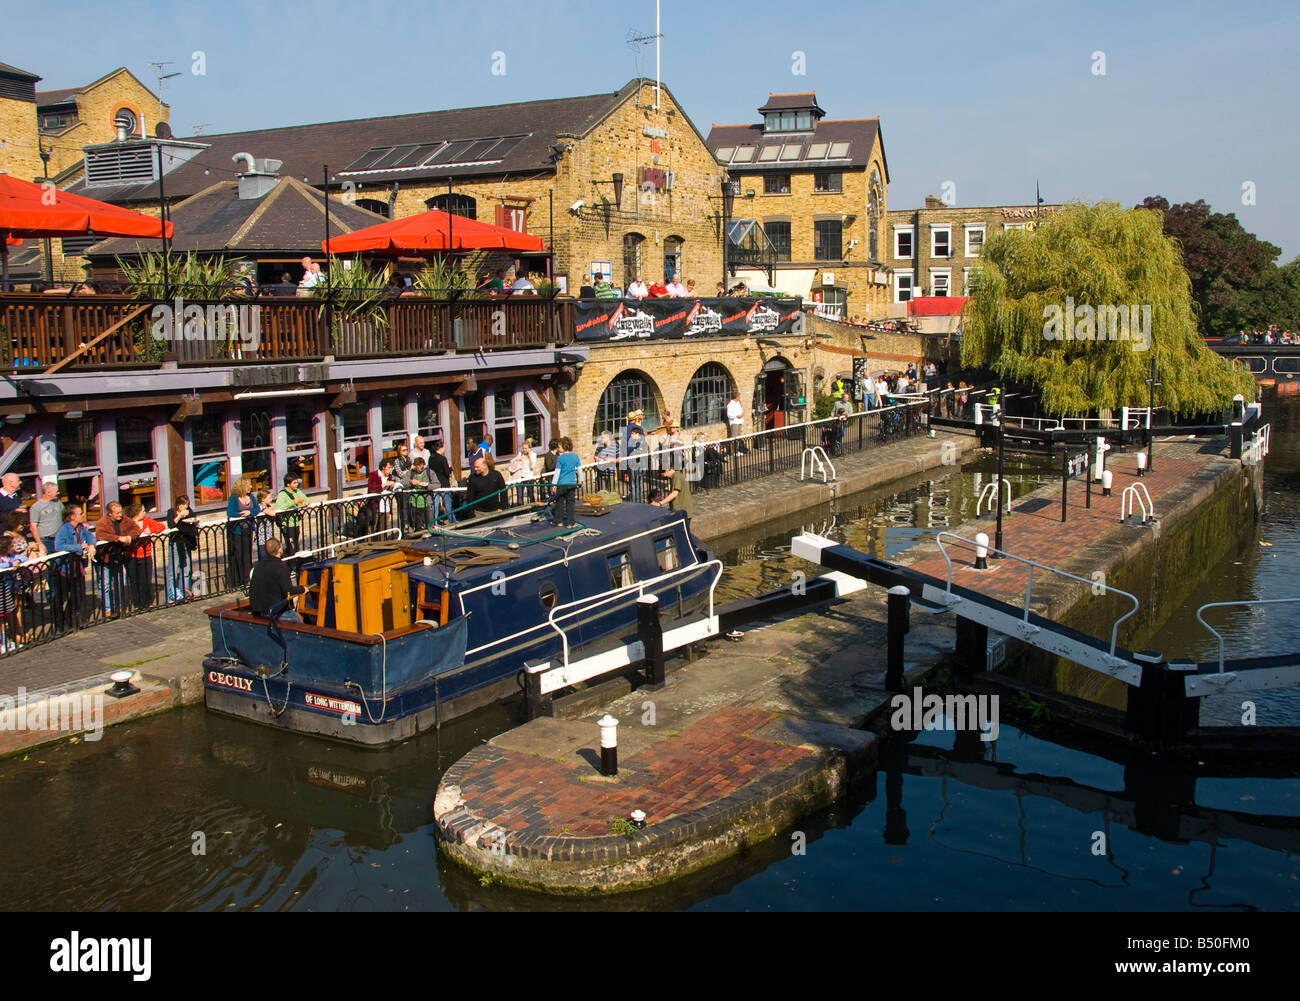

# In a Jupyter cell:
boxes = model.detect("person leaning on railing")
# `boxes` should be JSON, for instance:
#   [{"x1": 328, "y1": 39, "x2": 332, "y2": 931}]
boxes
[
  {"x1": 124, "y1": 502, "x2": 165, "y2": 611},
  {"x1": 164, "y1": 494, "x2": 199, "y2": 604},
  {"x1": 275, "y1": 473, "x2": 310, "y2": 556},
  {"x1": 226, "y1": 478, "x2": 255, "y2": 590}
]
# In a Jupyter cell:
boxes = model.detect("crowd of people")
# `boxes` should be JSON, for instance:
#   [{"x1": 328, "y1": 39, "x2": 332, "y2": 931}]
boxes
[{"x1": 1236, "y1": 325, "x2": 1299, "y2": 345}]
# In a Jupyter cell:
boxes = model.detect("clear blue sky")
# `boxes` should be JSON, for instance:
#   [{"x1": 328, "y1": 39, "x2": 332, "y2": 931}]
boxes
[{"x1": 10, "y1": 0, "x2": 1299, "y2": 260}]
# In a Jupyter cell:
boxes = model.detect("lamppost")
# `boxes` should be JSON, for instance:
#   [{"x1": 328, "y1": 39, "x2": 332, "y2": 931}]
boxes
[
  {"x1": 1146, "y1": 353, "x2": 1160, "y2": 474},
  {"x1": 995, "y1": 382, "x2": 1005, "y2": 556},
  {"x1": 721, "y1": 176, "x2": 734, "y2": 293},
  {"x1": 38, "y1": 139, "x2": 52, "y2": 284}
]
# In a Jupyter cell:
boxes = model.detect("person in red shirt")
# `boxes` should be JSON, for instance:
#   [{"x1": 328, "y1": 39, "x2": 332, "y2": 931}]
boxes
[
  {"x1": 360, "y1": 459, "x2": 396, "y2": 537},
  {"x1": 647, "y1": 277, "x2": 669, "y2": 298},
  {"x1": 124, "y1": 502, "x2": 166, "y2": 610}
]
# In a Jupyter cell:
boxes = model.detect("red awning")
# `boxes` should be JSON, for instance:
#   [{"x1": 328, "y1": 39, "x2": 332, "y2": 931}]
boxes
[
  {"x1": 0, "y1": 173, "x2": 172, "y2": 286},
  {"x1": 908, "y1": 295, "x2": 968, "y2": 316},
  {"x1": 323, "y1": 208, "x2": 545, "y2": 254}
]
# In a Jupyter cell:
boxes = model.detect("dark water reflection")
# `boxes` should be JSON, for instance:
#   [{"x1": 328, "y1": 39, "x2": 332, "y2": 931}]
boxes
[{"x1": 3, "y1": 403, "x2": 1298, "y2": 911}]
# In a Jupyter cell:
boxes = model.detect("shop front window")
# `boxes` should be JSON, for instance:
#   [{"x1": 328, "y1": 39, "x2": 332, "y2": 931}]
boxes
[{"x1": 190, "y1": 411, "x2": 229, "y2": 508}]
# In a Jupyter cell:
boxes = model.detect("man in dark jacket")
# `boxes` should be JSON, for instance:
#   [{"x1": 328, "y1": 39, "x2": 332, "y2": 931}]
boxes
[
  {"x1": 249, "y1": 537, "x2": 305, "y2": 619},
  {"x1": 427, "y1": 440, "x2": 456, "y2": 524},
  {"x1": 464, "y1": 456, "x2": 506, "y2": 514}
]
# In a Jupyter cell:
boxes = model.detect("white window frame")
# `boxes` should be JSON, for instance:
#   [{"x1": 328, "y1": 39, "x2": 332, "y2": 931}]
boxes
[
  {"x1": 894, "y1": 225, "x2": 914, "y2": 260},
  {"x1": 929, "y1": 268, "x2": 951, "y2": 296},
  {"x1": 894, "y1": 269, "x2": 914, "y2": 304},
  {"x1": 931, "y1": 225, "x2": 951, "y2": 258},
  {"x1": 964, "y1": 224, "x2": 986, "y2": 257}
]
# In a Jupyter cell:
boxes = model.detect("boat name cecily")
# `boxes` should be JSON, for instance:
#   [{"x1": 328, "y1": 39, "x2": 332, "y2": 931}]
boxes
[{"x1": 207, "y1": 671, "x2": 254, "y2": 692}]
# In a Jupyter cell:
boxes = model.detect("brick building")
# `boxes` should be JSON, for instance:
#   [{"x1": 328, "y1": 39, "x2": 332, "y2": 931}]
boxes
[
  {"x1": 36, "y1": 67, "x2": 169, "y2": 180},
  {"x1": 706, "y1": 92, "x2": 891, "y2": 319},
  {"x1": 61, "y1": 78, "x2": 724, "y2": 295},
  {"x1": 0, "y1": 62, "x2": 43, "y2": 183},
  {"x1": 886, "y1": 194, "x2": 1061, "y2": 307}
]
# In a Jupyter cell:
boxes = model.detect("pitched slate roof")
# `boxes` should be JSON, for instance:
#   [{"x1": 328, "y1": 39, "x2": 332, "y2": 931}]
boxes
[
  {"x1": 67, "y1": 78, "x2": 700, "y2": 207},
  {"x1": 35, "y1": 67, "x2": 161, "y2": 107},
  {"x1": 707, "y1": 118, "x2": 888, "y2": 181},
  {"x1": 84, "y1": 176, "x2": 389, "y2": 258},
  {"x1": 758, "y1": 92, "x2": 825, "y2": 115},
  {"x1": 0, "y1": 62, "x2": 41, "y2": 82}
]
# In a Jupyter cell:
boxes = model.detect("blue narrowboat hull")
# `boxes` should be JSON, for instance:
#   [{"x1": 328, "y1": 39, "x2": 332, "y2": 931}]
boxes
[{"x1": 202, "y1": 505, "x2": 717, "y2": 746}]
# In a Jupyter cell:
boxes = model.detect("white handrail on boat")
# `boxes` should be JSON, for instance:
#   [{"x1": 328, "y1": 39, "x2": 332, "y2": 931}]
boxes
[{"x1": 541, "y1": 558, "x2": 724, "y2": 670}]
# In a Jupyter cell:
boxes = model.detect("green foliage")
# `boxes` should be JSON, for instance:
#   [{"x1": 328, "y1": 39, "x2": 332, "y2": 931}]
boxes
[
  {"x1": 812, "y1": 389, "x2": 835, "y2": 420},
  {"x1": 1137, "y1": 196, "x2": 1300, "y2": 334},
  {"x1": 413, "y1": 256, "x2": 471, "y2": 297},
  {"x1": 117, "y1": 251, "x2": 242, "y2": 299},
  {"x1": 608, "y1": 817, "x2": 637, "y2": 838},
  {"x1": 316, "y1": 256, "x2": 391, "y2": 334},
  {"x1": 960, "y1": 201, "x2": 1256, "y2": 415}
]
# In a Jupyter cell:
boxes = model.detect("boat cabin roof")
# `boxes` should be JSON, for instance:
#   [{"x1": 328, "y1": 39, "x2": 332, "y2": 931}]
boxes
[{"x1": 301, "y1": 502, "x2": 693, "y2": 588}]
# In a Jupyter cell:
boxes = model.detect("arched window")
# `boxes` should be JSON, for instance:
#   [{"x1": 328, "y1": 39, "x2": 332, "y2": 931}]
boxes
[
  {"x1": 868, "y1": 169, "x2": 883, "y2": 263},
  {"x1": 623, "y1": 233, "x2": 645, "y2": 287},
  {"x1": 681, "y1": 363, "x2": 736, "y2": 430},
  {"x1": 426, "y1": 193, "x2": 477, "y2": 219},
  {"x1": 593, "y1": 370, "x2": 661, "y2": 438},
  {"x1": 663, "y1": 235, "x2": 684, "y2": 283},
  {"x1": 355, "y1": 199, "x2": 391, "y2": 219}
]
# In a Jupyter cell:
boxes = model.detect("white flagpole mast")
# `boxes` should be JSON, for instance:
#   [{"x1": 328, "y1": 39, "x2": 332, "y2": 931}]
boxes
[{"x1": 655, "y1": 0, "x2": 661, "y2": 111}]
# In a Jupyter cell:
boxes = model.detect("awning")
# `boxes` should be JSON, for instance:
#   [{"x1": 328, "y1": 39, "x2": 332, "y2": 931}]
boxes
[{"x1": 323, "y1": 208, "x2": 544, "y2": 254}]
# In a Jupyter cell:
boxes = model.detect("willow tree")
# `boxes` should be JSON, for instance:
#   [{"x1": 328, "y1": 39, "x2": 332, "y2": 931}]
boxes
[{"x1": 960, "y1": 201, "x2": 1256, "y2": 415}]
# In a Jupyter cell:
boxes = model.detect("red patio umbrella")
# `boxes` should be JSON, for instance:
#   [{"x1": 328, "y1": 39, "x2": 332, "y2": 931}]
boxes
[
  {"x1": 323, "y1": 208, "x2": 544, "y2": 254},
  {"x1": 0, "y1": 173, "x2": 173, "y2": 288}
]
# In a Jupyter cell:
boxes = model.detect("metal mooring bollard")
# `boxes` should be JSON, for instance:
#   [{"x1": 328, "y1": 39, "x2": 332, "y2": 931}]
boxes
[
  {"x1": 598, "y1": 714, "x2": 619, "y2": 776},
  {"x1": 1102, "y1": 469, "x2": 1113, "y2": 497},
  {"x1": 1136, "y1": 452, "x2": 1148, "y2": 477},
  {"x1": 974, "y1": 532, "x2": 990, "y2": 571},
  {"x1": 886, "y1": 586, "x2": 911, "y2": 692}
]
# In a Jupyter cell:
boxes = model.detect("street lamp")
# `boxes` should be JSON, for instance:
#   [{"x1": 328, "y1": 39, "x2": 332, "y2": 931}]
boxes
[
  {"x1": 1146, "y1": 354, "x2": 1160, "y2": 474},
  {"x1": 38, "y1": 140, "x2": 52, "y2": 284}
]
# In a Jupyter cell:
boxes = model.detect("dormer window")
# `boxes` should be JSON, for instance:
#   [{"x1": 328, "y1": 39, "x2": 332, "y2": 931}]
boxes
[{"x1": 763, "y1": 110, "x2": 814, "y2": 133}]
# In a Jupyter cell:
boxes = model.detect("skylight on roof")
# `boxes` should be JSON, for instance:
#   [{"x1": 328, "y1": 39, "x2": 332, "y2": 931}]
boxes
[
  {"x1": 758, "y1": 146, "x2": 781, "y2": 162},
  {"x1": 806, "y1": 143, "x2": 828, "y2": 159},
  {"x1": 779, "y1": 143, "x2": 802, "y2": 160},
  {"x1": 828, "y1": 141, "x2": 851, "y2": 158},
  {"x1": 732, "y1": 146, "x2": 755, "y2": 162},
  {"x1": 715, "y1": 146, "x2": 735, "y2": 161}
]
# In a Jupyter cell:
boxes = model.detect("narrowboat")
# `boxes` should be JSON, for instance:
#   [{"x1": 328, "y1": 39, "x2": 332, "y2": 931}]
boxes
[{"x1": 202, "y1": 502, "x2": 721, "y2": 746}]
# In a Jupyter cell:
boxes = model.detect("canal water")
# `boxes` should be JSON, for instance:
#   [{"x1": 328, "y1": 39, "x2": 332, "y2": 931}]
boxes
[{"x1": 2, "y1": 393, "x2": 1298, "y2": 911}]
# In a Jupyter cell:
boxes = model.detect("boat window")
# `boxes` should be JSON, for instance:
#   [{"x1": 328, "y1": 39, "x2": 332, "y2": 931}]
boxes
[
  {"x1": 539, "y1": 581, "x2": 558, "y2": 610},
  {"x1": 607, "y1": 551, "x2": 635, "y2": 590},
  {"x1": 1273, "y1": 357, "x2": 1300, "y2": 374},
  {"x1": 653, "y1": 535, "x2": 678, "y2": 572}
]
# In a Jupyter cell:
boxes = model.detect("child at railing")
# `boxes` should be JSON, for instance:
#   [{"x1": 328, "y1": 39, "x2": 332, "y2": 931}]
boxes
[
  {"x1": 254, "y1": 489, "x2": 278, "y2": 560},
  {"x1": 0, "y1": 537, "x2": 23, "y2": 652},
  {"x1": 165, "y1": 495, "x2": 198, "y2": 604}
]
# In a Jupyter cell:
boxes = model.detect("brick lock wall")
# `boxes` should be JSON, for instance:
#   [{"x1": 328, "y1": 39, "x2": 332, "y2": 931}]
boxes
[{"x1": 0, "y1": 95, "x2": 42, "y2": 182}]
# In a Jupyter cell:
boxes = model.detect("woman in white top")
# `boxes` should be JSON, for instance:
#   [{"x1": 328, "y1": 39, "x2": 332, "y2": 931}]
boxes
[{"x1": 506, "y1": 437, "x2": 538, "y2": 503}]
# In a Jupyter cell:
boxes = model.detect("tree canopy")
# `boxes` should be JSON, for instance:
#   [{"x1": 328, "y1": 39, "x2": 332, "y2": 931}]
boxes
[
  {"x1": 960, "y1": 201, "x2": 1256, "y2": 416},
  {"x1": 1136, "y1": 196, "x2": 1300, "y2": 335}
]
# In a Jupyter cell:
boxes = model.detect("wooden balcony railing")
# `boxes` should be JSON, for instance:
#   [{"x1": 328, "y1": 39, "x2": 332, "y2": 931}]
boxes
[{"x1": 0, "y1": 294, "x2": 575, "y2": 372}]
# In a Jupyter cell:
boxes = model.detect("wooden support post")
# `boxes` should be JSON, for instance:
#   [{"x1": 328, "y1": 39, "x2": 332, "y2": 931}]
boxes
[
  {"x1": 637, "y1": 593, "x2": 665, "y2": 686},
  {"x1": 886, "y1": 585, "x2": 910, "y2": 692},
  {"x1": 1124, "y1": 651, "x2": 1165, "y2": 743},
  {"x1": 522, "y1": 663, "x2": 553, "y2": 720},
  {"x1": 954, "y1": 616, "x2": 988, "y2": 682}
]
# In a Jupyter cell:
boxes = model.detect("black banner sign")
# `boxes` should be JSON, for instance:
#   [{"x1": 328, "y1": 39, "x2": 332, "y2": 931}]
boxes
[{"x1": 573, "y1": 297, "x2": 804, "y2": 342}]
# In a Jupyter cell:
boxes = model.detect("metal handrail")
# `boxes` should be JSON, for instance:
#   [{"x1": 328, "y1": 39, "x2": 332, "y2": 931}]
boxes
[
  {"x1": 933, "y1": 531, "x2": 1139, "y2": 655},
  {"x1": 976, "y1": 477, "x2": 1012, "y2": 515},
  {"x1": 1196, "y1": 597, "x2": 1300, "y2": 673},
  {"x1": 800, "y1": 446, "x2": 836, "y2": 483},
  {"x1": 1120, "y1": 482, "x2": 1153, "y2": 523},
  {"x1": 286, "y1": 524, "x2": 403, "y2": 563},
  {"x1": 542, "y1": 558, "x2": 723, "y2": 669}
]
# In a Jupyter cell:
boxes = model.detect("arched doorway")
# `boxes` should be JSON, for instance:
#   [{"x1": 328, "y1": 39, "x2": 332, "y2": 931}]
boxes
[
  {"x1": 754, "y1": 356, "x2": 805, "y2": 431},
  {"x1": 681, "y1": 362, "x2": 736, "y2": 431},
  {"x1": 592, "y1": 370, "x2": 662, "y2": 438}
]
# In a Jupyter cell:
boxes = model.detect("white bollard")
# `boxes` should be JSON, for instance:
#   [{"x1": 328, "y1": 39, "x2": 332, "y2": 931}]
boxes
[
  {"x1": 1136, "y1": 452, "x2": 1148, "y2": 477},
  {"x1": 974, "y1": 532, "x2": 990, "y2": 571},
  {"x1": 598, "y1": 714, "x2": 619, "y2": 776},
  {"x1": 1102, "y1": 469, "x2": 1113, "y2": 497}
]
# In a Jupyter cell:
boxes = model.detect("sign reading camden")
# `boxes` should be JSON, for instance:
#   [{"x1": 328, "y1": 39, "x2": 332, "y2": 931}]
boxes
[{"x1": 573, "y1": 297, "x2": 803, "y2": 342}]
